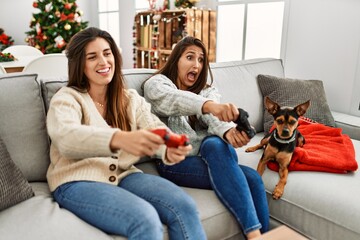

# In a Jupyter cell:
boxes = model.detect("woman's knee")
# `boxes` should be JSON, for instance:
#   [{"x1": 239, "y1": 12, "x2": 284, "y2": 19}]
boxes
[
  {"x1": 54, "y1": 182, "x2": 164, "y2": 238},
  {"x1": 200, "y1": 136, "x2": 238, "y2": 164},
  {"x1": 201, "y1": 136, "x2": 225, "y2": 151},
  {"x1": 200, "y1": 136, "x2": 234, "y2": 157}
]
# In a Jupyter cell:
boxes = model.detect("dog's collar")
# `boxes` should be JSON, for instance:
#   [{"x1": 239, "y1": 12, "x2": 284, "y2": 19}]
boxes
[{"x1": 272, "y1": 129, "x2": 297, "y2": 144}]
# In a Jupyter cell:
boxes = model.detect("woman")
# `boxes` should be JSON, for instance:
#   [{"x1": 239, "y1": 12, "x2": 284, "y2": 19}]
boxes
[
  {"x1": 143, "y1": 36, "x2": 269, "y2": 239},
  {"x1": 46, "y1": 27, "x2": 206, "y2": 240}
]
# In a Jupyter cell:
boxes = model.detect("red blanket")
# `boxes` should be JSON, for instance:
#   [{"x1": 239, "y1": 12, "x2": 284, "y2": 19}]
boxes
[{"x1": 267, "y1": 117, "x2": 358, "y2": 173}]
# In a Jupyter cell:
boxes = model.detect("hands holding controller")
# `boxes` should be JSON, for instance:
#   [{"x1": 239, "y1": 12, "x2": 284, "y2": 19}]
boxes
[
  {"x1": 110, "y1": 129, "x2": 191, "y2": 164},
  {"x1": 151, "y1": 129, "x2": 191, "y2": 164},
  {"x1": 202, "y1": 101, "x2": 256, "y2": 148},
  {"x1": 224, "y1": 108, "x2": 256, "y2": 148}
]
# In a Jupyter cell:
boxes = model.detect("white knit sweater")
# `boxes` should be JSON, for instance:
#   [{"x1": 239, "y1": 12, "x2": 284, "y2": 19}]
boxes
[
  {"x1": 46, "y1": 86, "x2": 167, "y2": 192},
  {"x1": 144, "y1": 74, "x2": 235, "y2": 155}
]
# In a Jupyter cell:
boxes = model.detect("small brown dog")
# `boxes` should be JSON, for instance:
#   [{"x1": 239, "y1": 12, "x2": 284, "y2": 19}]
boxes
[{"x1": 245, "y1": 96, "x2": 310, "y2": 199}]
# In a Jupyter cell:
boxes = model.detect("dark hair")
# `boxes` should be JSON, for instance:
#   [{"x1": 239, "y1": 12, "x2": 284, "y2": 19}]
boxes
[
  {"x1": 149, "y1": 36, "x2": 214, "y2": 128},
  {"x1": 156, "y1": 36, "x2": 213, "y2": 94},
  {"x1": 65, "y1": 27, "x2": 130, "y2": 131}
]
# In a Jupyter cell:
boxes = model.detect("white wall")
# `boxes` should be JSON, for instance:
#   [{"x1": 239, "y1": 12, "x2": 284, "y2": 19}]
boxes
[
  {"x1": 118, "y1": 0, "x2": 135, "y2": 69},
  {"x1": 283, "y1": 0, "x2": 360, "y2": 115}
]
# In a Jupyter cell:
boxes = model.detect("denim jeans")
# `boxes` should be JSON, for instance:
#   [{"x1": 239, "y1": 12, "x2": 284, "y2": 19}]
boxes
[
  {"x1": 156, "y1": 136, "x2": 269, "y2": 235},
  {"x1": 53, "y1": 172, "x2": 206, "y2": 240}
]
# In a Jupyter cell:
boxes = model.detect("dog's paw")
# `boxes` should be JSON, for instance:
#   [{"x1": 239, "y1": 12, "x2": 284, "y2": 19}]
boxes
[
  {"x1": 245, "y1": 146, "x2": 256, "y2": 152},
  {"x1": 297, "y1": 135, "x2": 305, "y2": 147},
  {"x1": 298, "y1": 140, "x2": 305, "y2": 147},
  {"x1": 272, "y1": 185, "x2": 284, "y2": 199}
]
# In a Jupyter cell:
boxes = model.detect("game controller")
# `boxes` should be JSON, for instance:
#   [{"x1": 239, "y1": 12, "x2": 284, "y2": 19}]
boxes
[
  {"x1": 234, "y1": 108, "x2": 256, "y2": 139},
  {"x1": 151, "y1": 129, "x2": 190, "y2": 148}
]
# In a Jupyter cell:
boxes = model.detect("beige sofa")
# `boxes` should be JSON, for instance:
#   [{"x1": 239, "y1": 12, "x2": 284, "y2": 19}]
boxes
[{"x1": 0, "y1": 58, "x2": 359, "y2": 240}]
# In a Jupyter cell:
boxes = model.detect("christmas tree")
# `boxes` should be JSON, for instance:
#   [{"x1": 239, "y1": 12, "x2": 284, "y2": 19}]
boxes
[
  {"x1": 0, "y1": 28, "x2": 15, "y2": 51},
  {"x1": 25, "y1": 0, "x2": 88, "y2": 54}
]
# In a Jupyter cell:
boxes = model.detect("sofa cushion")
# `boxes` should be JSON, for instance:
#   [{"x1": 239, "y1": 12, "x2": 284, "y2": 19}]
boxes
[
  {"x1": 257, "y1": 74, "x2": 335, "y2": 133},
  {"x1": 210, "y1": 58, "x2": 285, "y2": 132},
  {"x1": 0, "y1": 183, "x2": 115, "y2": 240},
  {"x1": 0, "y1": 73, "x2": 50, "y2": 182},
  {"x1": 0, "y1": 134, "x2": 34, "y2": 211},
  {"x1": 123, "y1": 68, "x2": 156, "y2": 96},
  {"x1": 41, "y1": 76, "x2": 68, "y2": 112}
]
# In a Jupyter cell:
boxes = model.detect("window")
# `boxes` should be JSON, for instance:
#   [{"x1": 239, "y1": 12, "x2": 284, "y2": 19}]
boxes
[
  {"x1": 135, "y1": 0, "x2": 149, "y2": 11},
  {"x1": 98, "y1": 0, "x2": 120, "y2": 47},
  {"x1": 216, "y1": 0, "x2": 287, "y2": 62}
]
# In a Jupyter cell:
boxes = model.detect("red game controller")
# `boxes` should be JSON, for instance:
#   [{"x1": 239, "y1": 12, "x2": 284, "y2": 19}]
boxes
[{"x1": 151, "y1": 129, "x2": 190, "y2": 148}]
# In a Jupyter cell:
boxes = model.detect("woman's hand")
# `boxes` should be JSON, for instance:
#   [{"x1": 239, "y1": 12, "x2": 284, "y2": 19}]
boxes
[
  {"x1": 110, "y1": 129, "x2": 165, "y2": 156},
  {"x1": 225, "y1": 127, "x2": 250, "y2": 148},
  {"x1": 202, "y1": 101, "x2": 239, "y2": 122},
  {"x1": 166, "y1": 144, "x2": 193, "y2": 164}
]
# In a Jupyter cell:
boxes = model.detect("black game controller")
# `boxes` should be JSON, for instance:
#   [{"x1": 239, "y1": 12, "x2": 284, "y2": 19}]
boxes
[{"x1": 234, "y1": 108, "x2": 256, "y2": 139}]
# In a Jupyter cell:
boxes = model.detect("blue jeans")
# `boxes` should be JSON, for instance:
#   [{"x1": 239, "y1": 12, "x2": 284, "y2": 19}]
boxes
[
  {"x1": 53, "y1": 173, "x2": 206, "y2": 240},
  {"x1": 156, "y1": 136, "x2": 269, "y2": 235}
]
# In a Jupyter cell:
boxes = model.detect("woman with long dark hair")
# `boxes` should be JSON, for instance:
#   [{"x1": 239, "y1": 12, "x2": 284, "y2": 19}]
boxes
[
  {"x1": 46, "y1": 27, "x2": 206, "y2": 240},
  {"x1": 144, "y1": 36, "x2": 269, "y2": 239}
]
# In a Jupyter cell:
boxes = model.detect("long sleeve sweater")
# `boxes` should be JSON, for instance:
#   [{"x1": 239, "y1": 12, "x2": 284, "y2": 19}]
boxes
[
  {"x1": 46, "y1": 86, "x2": 168, "y2": 192},
  {"x1": 143, "y1": 74, "x2": 235, "y2": 155}
]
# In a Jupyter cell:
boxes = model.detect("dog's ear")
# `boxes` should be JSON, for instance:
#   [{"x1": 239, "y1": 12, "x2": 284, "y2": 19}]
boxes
[
  {"x1": 265, "y1": 96, "x2": 280, "y2": 115},
  {"x1": 295, "y1": 100, "x2": 310, "y2": 116}
]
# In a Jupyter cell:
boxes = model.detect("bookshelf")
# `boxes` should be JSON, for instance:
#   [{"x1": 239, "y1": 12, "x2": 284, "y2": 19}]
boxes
[{"x1": 133, "y1": 9, "x2": 217, "y2": 69}]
